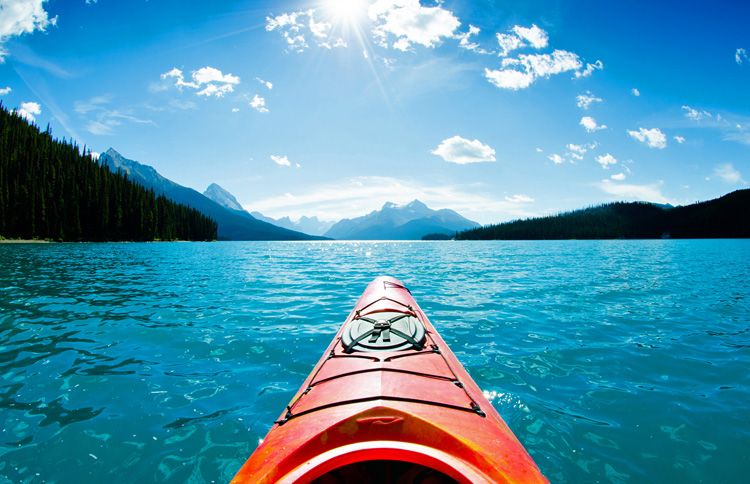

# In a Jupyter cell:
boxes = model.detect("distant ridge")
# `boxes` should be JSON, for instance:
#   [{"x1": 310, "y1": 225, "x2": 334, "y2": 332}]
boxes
[
  {"x1": 202, "y1": 183, "x2": 334, "y2": 236},
  {"x1": 99, "y1": 149, "x2": 320, "y2": 241},
  {"x1": 324, "y1": 199, "x2": 479, "y2": 240},
  {"x1": 251, "y1": 212, "x2": 335, "y2": 236},
  {"x1": 457, "y1": 190, "x2": 750, "y2": 240}
]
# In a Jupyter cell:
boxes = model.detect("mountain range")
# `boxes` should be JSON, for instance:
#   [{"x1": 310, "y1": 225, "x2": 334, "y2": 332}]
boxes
[
  {"x1": 324, "y1": 200, "x2": 480, "y2": 240},
  {"x1": 200, "y1": 184, "x2": 334, "y2": 236},
  {"x1": 250, "y1": 212, "x2": 335, "y2": 236},
  {"x1": 99, "y1": 149, "x2": 481, "y2": 240},
  {"x1": 98, "y1": 149, "x2": 318, "y2": 241}
]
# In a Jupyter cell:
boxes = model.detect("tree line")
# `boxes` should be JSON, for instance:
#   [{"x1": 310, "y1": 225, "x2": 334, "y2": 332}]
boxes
[
  {"x1": 0, "y1": 104, "x2": 217, "y2": 241},
  {"x1": 457, "y1": 191, "x2": 749, "y2": 240}
]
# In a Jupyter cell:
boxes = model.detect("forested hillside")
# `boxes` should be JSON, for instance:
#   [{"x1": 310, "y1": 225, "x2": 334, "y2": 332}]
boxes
[
  {"x1": 457, "y1": 190, "x2": 750, "y2": 240},
  {"x1": 0, "y1": 104, "x2": 217, "y2": 241}
]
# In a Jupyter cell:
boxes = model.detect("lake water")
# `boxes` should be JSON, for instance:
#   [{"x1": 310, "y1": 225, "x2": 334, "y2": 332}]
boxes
[{"x1": 0, "y1": 240, "x2": 748, "y2": 483}]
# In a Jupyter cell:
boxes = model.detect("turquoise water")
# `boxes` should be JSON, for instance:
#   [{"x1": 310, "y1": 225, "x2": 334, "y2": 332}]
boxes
[{"x1": 0, "y1": 241, "x2": 748, "y2": 483}]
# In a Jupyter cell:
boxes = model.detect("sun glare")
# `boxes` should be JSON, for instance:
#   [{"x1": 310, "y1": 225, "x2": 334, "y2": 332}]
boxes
[{"x1": 323, "y1": 0, "x2": 367, "y2": 23}]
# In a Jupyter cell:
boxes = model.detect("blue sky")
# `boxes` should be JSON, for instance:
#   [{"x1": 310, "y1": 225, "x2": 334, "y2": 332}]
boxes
[{"x1": 1, "y1": 0, "x2": 748, "y2": 224}]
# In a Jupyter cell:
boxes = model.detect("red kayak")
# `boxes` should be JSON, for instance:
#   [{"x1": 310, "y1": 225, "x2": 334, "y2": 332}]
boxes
[{"x1": 233, "y1": 276, "x2": 546, "y2": 483}]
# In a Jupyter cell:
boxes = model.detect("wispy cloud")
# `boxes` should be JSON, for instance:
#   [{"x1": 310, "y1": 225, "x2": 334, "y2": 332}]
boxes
[
  {"x1": 160, "y1": 66, "x2": 240, "y2": 97},
  {"x1": 580, "y1": 116, "x2": 606, "y2": 132},
  {"x1": 505, "y1": 194, "x2": 534, "y2": 203},
  {"x1": 74, "y1": 95, "x2": 154, "y2": 135},
  {"x1": 265, "y1": 9, "x2": 346, "y2": 53},
  {"x1": 736, "y1": 48, "x2": 748, "y2": 65},
  {"x1": 0, "y1": 86, "x2": 11, "y2": 95},
  {"x1": 682, "y1": 105, "x2": 713, "y2": 122},
  {"x1": 631, "y1": 88, "x2": 640, "y2": 97},
  {"x1": 628, "y1": 127, "x2": 667, "y2": 149},
  {"x1": 564, "y1": 142, "x2": 597, "y2": 161},
  {"x1": 576, "y1": 92, "x2": 602, "y2": 110},
  {"x1": 246, "y1": 176, "x2": 536, "y2": 224},
  {"x1": 574, "y1": 60, "x2": 603, "y2": 78},
  {"x1": 256, "y1": 77, "x2": 273, "y2": 90},
  {"x1": 431, "y1": 136, "x2": 496, "y2": 164},
  {"x1": 486, "y1": 49, "x2": 592, "y2": 90},
  {"x1": 595, "y1": 153, "x2": 618, "y2": 169},
  {"x1": 711, "y1": 163, "x2": 746, "y2": 185},
  {"x1": 597, "y1": 179, "x2": 670, "y2": 204}
]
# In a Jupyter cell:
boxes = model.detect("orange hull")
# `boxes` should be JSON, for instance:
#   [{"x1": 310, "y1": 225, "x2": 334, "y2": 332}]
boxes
[{"x1": 233, "y1": 276, "x2": 546, "y2": 483}]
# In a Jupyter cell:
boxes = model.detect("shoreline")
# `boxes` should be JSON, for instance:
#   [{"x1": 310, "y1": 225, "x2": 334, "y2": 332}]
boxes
[{"x1": 0, "y1": 239, "x2": 54, "y2": 244}]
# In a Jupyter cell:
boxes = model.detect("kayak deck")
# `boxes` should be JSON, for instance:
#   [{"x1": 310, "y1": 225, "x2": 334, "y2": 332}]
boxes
[{"x1": 232, "y1": 277, "x2": 546, "y2": 483}]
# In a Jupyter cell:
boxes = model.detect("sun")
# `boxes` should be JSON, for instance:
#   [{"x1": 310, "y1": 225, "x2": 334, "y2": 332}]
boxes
[{"x1": 322, "y1": 0, "x2": 367, "y2": 23}]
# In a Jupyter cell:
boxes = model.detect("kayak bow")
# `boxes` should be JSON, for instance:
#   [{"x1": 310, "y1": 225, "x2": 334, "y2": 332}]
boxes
[{"x1": 233, "y1": 276, "x2": 546, "y2": 483}]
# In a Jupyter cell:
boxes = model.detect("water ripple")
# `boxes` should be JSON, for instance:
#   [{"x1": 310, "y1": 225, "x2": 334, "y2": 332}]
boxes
[{"x1": 0, "y1": 240, "x2": 748, "y2": 483}]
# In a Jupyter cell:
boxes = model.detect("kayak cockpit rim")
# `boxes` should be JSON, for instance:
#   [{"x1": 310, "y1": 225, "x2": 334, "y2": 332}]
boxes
[{"x1": 277, "y1": 441, "x2": 484, "y2": 484}]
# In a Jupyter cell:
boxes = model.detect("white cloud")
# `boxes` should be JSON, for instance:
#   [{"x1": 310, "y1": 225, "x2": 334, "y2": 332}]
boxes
[
  {"x1": 597, "y1": 179, "x2": 670, "y2": 204},
  {"x1": 631, "y1": 88, "x2": 640, "y2": 97},
  {"x1": 512, "y1": 24, "x2": 548, "y2": 49},
  {"x1": 13, "y1": 100, "x2": 40, "y2": 122},
  {"x1": 565, "y1": 142, "x2": 596, "y2": 161},
  {"x1": 494, "y1": 24, "x2": 548, "y2": 57},
  {"x1": 487, "y1": 48, "x2": 603, "y2": 90},
  {"x1": 308, "y1": 15, "x2": 330, "y2": 39},
  {"x1": 231, "y1": 107, "x2": 240, "y2": 113},
  {"x1": 682, "y1": 105, "x2": 712, "y2": 121},
  {"x1": 271, "y1": 154, "x2": 292, "y2": 167},
  {"x1": 456, "y1": 25, "x2": 486, "y2": 53},
  {"x1": 595, "y1": 153, "x2": 617, "y2": 169},
  {"x1": 548, "y1": 153, "x2": 564, "y2": 165},
  {"x1": 484, "y1": 67, "x2": 534, "y2": 90},
  {"x1": 673, "y1": 135, "x2": 685, "y2": 144},
  {"x1": 0, "y1": 0, "x2": 57, "y2": 62},
  {"x1": 0, "y1": 86, "x2": 11, "y2": 95},
  {"x1": 496, "y1": 32, "x2": 523, "y2": 57},
  {"x1": 266, "y1": 10, "x2": 308, "y2": 52},
  {"x1": 505, "y1": 194, "x2": 534, "y2": 203},
  {"x1": 256, "y1": 77, "x2": 273, "y2": 90},
  {"x1": 266, "y1": 9, "x2": 348, "y2": 52},
  {"x1": 192, "y1": 66, "x2": 239, "y2": 85},
  {"x1": 580, "y1": 116, "x2": 606, "y2": 132},
  {"x1": 628, "y1": 127, "x2": 667, "y2": 149},
  {"x1": 486, "y1": 49, "x2": 584, "y2": 90},
  {"x1": 161, "y1": 66, "x2": 240, "y2": 98},
  {"x1": 574, "y1": 60, "x2": 603, "y2": 78},
  {"x1": 736, "y1": 48, "x2": 748, "y2": 65},
  {"x1": 510, "y1": 50, "x2": 582, "y2": 77},
  {"x1": 369, "y1": 0, "x2": 460, "y2": 51},
  {"x1": 610, "y1": 173, "x2": 626, "y2": 181},
  {"x1": 246, "y1": 175, "x2": 536, "y2": 224},
  {"x1": 431, "y1": 135, "x2": 496, "y2": 164},
  {"x1": 712, "y1": 163, "x2": 745, "y2": 184},
  {"x1": 250, "y1": 94, "x2": 269, "y2": 113},
  {"x1": 576, "y1": 91, "x2": 602, "y2": 110},
  {"x1": 535, "y1": 147, "x2": 543, "y2": 153}
]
